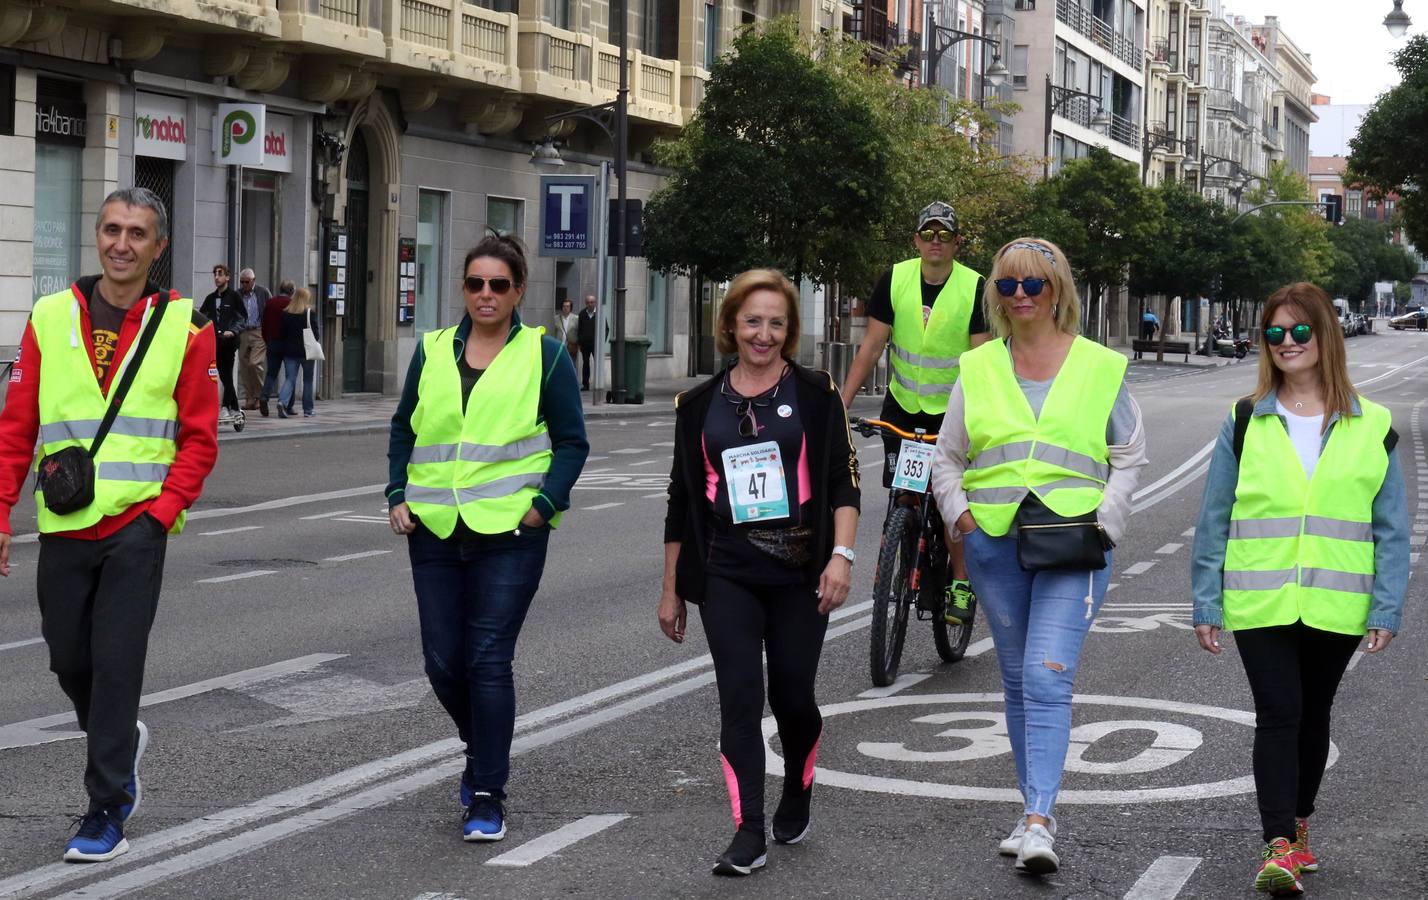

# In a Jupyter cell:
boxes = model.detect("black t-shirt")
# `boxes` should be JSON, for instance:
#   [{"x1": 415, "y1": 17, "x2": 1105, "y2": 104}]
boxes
[
  {"x1": 88, "y1": 288, "x2": 128, "y2": 388},
  {"x1": 865, "y1": 267, "x2": 988, "y2": 335},
  {"x1": 456, "y1": 354, "x2": 484, "y2": 410}
]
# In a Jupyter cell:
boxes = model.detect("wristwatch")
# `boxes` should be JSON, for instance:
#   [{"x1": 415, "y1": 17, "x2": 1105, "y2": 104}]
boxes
[{"x1": 832, "y1": 545, "x2": 856, "y2": 565}]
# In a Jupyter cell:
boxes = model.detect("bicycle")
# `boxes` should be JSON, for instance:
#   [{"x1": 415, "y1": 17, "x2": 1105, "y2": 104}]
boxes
[{"x1": 852, "y1": 417, "x2": 976, "y2": 687}]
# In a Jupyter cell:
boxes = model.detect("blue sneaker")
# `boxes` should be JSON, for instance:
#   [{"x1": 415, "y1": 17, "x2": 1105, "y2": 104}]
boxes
[
  {"x1": 119, "y1": 721, "x2": 149, "y2": 822},
  {"x1": 459, "y1": 770, "x2": 476, "y2": 809},
  {"x1": 63, "y1": 809, "x2": 129, "y2": 863},
  {"x1": 462, "y1": 792, "x2": 506, "y2": 842}
]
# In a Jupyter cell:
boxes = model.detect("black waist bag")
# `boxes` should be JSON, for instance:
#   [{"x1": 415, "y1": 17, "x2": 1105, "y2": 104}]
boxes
[
  {"x1": 1014, "y1": 492, "x2": 1112, "y2": 572},
  {"x1": 35, "y1": 295, "x2": 168, "y2": 516}
]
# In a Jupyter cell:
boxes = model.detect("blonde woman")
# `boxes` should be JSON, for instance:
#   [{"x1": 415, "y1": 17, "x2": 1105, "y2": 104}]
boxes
[
  {"x1": 277, "y1": 287, "x2": 318, "y2": 418},
  {"x1": 1190, "y1": 282, "x2": 1407, "y2": 896},
  {"x1": 929, "y1": 238, "x2": 1146, "y2": 875}
]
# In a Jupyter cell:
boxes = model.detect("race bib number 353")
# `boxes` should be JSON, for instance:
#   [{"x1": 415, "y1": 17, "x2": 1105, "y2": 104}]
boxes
[
  {"x1": 721, "y1": 440, "x2": 790, "y2": 524},
  {"x1": 891, "y1": 439, "x2": 935, "y2": 494}
]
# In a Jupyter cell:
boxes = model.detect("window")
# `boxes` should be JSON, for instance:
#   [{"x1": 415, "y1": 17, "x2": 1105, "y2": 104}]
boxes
[
  {"x1": 240, "y1": 170, "x2": 278, "y2": 291},
  {"x1": 705, "y1": 0, "x2": 719, "y2": 70},
  {"x1": 547, "y1": 0, "x2": 570, "y2": 29},
  {"x1": 1011, "y1": 44, "x2": 1029, "y2": 89},
  {"x1": 33, "y1": 144, "x2": 82, "y2": 299},
  {"x1": 647, "y1": 268, "x2": 670, "y2": 353},
  {"x1": 416, "y1": 190, "x2": 447, "y2": 334},
  {"x1": 487, "y1": 197, "x2": 523, "y2": 239}
]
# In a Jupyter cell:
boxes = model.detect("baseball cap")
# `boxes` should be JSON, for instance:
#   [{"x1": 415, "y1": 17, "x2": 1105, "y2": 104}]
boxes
[{"x1": 916, "y1": 201, "x2": 959, "y2": 234}]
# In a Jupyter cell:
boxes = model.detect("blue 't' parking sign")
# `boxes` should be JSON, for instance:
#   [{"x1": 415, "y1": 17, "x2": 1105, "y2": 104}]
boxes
[{"x1": 539, "y1": 175, "x2": 599, "y2": 258}]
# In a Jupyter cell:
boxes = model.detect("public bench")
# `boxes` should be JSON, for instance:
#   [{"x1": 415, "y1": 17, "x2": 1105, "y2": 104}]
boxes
[{"x1": 1131, "y1": 339, "x2": 1191, "y2": 362}]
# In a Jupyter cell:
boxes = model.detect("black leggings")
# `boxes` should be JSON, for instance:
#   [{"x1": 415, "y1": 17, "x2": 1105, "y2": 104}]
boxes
[
  {"x1": 1234, "y1": 621, "x2": 1361, "y2": 843},
  {"x1": 701, "y1": 575, "x2": 828, "y2": 833}
]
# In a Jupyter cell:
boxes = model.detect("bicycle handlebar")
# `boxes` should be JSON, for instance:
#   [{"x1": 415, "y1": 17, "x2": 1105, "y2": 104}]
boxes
[{"x1": 850, "y1": 417, "x2": 938, "y2": 444}]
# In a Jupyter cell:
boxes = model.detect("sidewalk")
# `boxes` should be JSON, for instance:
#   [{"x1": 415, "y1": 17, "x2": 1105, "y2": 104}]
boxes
[{"x1": 1114, "y1": 341, "x2": 1246, "y2": 369}]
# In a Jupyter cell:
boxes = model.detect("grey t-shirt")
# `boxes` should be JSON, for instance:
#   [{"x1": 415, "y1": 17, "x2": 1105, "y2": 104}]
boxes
[{"x1": 1015, "y1": 376, "x2": 1137, "y2": 446}]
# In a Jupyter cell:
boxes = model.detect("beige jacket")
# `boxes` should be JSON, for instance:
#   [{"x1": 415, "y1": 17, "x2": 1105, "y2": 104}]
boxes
[{"x1": 928, "y1": 379, "x2": 1148, "y2": 545}]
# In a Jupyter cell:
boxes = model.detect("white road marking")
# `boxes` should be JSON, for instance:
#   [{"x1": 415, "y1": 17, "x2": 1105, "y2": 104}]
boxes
[
  {"x1": 323, "y1": 550, "x2": 392, "y2": 563},
  {"x1": 0, "y1": 654, "x2": 344, "y2": 751},
  {"x1": 651, "y1": 441, "x2": 675, "y2": 447},
  {"x1": 626, "y1": 459, "x2": 661, "y2": 467},
  {"x1": 485, "y1": 815, "x2": 631, "y2": 868},
  {"x1": 608, "y1": 448, "x2": 650, "y2": 454},
  {"x1": 646, "y1": 421, "x2": 668, "y2": 427},
  {"x1": 1412, "y1": 534, "x2": 1427, "y2": 546},
  {"x1": 200, "y1": 525, "x2": 264, "y2": 536},
  {"x1": 859, "y1": 673, "x2": 933, "y2": 698},
  {"x1": 336, "y1": 517, "x2": 390, "y2": 524},
  {"x1": 584, "y1": 502, "x2": 623, "y2": 511},
  {"x1": 411, "y1": 894, "x2": 466, "y2": 900},
  {"x1": 1122, "y1": 561, "x2": 1157, "y2": 576},
  {"x1": 187, "y1": 484, "x2": 385, "y2": 522},
  {"x1": 1106, "y1": 582, "x2": 1120, "y2": 592},
  {"x1": 964, "y1": 637, "x2": 996, "y2": 657},
  {"x1": 642, "y1": 491, "x2": 668, "y2": 499},
  {"x1": 585, "y1": 456, "x2": 609, "y2": 462},
  {"x1": 1154, "y1": 542, "x2": 1183, "y2": 555},
  {"x1": 1347, "y1": 651, "x2": 1365, "y2": 672},
  {"x1": 196, "y1": 570, "x2": 277, "y2": 584},
  {"x1": 1180, "y1": 527, "x2": 1195, "y2": 537},
  {"x1": 299, "y1": 509, "x2": 354, "y2": 520},
  {"x1": 1124, "y1": 855, "x2": 1202, "y2": 899},
  {"x1": 0, "y1": 637, "x2": 44, "y2": 652}
]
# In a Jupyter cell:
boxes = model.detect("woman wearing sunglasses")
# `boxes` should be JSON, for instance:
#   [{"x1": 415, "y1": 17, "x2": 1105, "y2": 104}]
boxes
[
  {"x1": 386, "y1": 233, "x2": 588, "y2": 843},
  {"x1": 929, "y1": 237, "x2": 1146, "y2": 876},
  {"x1": 659, "y1": 269, "x2": 860, "y2": 876},
  {"x1": 1190, "y1": 282, "x2": 1406, "y2": 896}
]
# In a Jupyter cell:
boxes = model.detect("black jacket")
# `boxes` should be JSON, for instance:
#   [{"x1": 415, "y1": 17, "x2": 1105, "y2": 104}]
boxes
[
  {"x1": 278, "y1": 308, "x2": 320, "y2": 360},
  {"x1": 663, "y1": 363, "x2": 861, "y2": 604},
  {"x1": 577, "y1": 307, "x2": 598, "y2": 347},
  {"x1": 201, "y1": 288, "x2": 244, "y2": 339}
]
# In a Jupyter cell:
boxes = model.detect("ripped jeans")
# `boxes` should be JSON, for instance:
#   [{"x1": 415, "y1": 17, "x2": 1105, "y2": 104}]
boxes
[{"x1": 962, "y1": 527, "x2": 1110, "y2": 819}]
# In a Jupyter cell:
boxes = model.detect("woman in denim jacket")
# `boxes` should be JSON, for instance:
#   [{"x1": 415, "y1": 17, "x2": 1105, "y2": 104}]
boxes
[{"x1": 1190, "y1": 282, "x2": 1407, "y2": 897}]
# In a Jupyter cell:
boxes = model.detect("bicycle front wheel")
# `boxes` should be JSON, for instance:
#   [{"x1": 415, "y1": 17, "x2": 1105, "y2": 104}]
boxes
[{"x1": 869, "y1": 506, "x2": 916, "y2": 687}]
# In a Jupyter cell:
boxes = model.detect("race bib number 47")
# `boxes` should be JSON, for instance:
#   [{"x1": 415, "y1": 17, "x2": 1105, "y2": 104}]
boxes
[
  {"x1": 721, "y1": 440, "x2": 790, "y2": 524},
  {"x1": 891, "y1": 439, "x2": 935, "y2": 494}
]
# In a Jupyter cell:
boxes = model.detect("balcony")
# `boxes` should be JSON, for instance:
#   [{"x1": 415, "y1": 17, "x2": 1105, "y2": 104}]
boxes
[
  {"x1": 1106, "y1": 112, "x2": 1139, "y2": 150},
  {"x1": 1206, "y1": 88, "x2": 1251, "y2": 125},
  {"x1": 518, "y1": 23, "x2": 684, "y2": 127},
  {"x1": 1150, "y1": 39, "x2": 1171, "y2": 70},
  {"x1": 279, "y1": 0, "x2": 387, "y2": 59},
  {"x1": 385, "y1": 0, "x2": 519, "y2": 90},
  {"x1": 1056, "y1": 0, "x2": 1141, "y2": 70}
]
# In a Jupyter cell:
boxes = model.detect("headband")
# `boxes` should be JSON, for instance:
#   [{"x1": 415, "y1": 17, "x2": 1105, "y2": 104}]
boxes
[{"x1": 1004, "y1": 241, "x2": 1057, "y2": 267}]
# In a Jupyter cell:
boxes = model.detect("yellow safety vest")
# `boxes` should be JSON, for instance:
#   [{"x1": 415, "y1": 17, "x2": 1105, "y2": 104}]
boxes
[
  {"x1": 1223, "y1": 398, "x2": 1390, "y2": 635},
  {"x1": 887, "y1": 258, "x2": 982, "y2": 415},
  {"x1": 960, "y1": 337, "x2": 1126, "y2": 536},
  {"x1": 405, "y1": 325, "x2": 555, "y2": 537},
  {"x1": 32, "y1": 289, "x2": 191, "y2": 533}
]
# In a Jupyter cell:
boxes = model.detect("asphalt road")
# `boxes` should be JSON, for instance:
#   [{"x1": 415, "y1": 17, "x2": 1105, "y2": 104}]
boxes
[{"x1": 0, "y1": 331, "x2": 1424, "y2": 899}]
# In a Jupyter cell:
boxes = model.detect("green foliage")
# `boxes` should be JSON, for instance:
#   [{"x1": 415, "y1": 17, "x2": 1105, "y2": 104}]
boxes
[
  {"x1": 1325, "y1": 217, "x2": 1419, "y2": 307},
  {"x1": 1394, "y1": 281, "x2": 1413, "y2": 305},
  {"x1": 1346, "y1": 35, "x2": 1428, "y2": 248},
  {"x1": 1129, "y1": 181, "x2": 1229, "y2": 302},
  {"x1": 1241, "y1": 162, "x2": 1333, "y2": 287}
]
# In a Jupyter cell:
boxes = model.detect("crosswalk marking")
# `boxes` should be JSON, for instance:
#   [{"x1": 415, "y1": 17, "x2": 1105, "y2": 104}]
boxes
[
  {"x1": 1122, "y1": 561, "x2": 1157, "y2": 576},
  {"x1": 1154, "y1": 542, "x2": 1182, "y2": 555},
  {"x1": 485, "y1": 815, "x2": 631, "y2": 868},
  {"x1": 1124, "y1": 856, "x2": 1202, "y2": 899}
]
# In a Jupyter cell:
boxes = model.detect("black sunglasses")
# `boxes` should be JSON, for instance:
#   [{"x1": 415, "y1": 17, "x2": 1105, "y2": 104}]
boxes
[
  {"x1": 1264, "y1": 323, "x2": 1312, "y2": 345},
  {"x1": 464, "y1": 276, "x2": 514, "y2": 295},
  {"x1": 917, "y1": 228, "x2": 957, "y2": 243},
  {"x1": 994, "y1": 277, "x2": 1048, "y2": 297},
  {"x1": 722, "y1": 376, "x2": 781, "y2": 439}
]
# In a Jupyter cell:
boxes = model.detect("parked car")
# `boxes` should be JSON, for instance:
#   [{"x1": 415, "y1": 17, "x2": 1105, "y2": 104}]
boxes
[{"x1": 1390, "y1": 309, "x2": 1428, "y2": 329}]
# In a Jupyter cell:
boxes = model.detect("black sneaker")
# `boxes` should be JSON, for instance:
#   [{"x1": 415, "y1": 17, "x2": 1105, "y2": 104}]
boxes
[
  {"x1": 772, "y1": 786, "x2": 811, "y2": 844},
  {"x1": 712, "y1": 828, "x2": 766, "y2": 876}
]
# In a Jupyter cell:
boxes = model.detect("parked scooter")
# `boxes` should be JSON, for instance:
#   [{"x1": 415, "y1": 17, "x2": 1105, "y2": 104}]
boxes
[{"x1": 1199, "y1": 325, "x2": 1249, "y2": 359}]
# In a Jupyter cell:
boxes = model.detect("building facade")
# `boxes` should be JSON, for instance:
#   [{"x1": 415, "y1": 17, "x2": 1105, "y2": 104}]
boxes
[
  {"x1": 1141, "y1": 0, "x2": 1208, "y2": 188},
  {"x1": 1250, "y1": 15, "x2": 1315, "y2": 178}
]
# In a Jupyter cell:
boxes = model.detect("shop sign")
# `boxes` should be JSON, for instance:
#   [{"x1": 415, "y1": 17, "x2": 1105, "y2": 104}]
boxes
[
  {"x1": 538, "y1": 175, "x2": 598, "y2": 259},
  {"x1": 213, "y1": 102, "x2": 265, "y2": 165},
  {"x1": 134, "y1": 92, "x2": 188, "y2": 161},
  {"x1": 250, "y1": 113, "x2": 293, "y2": 173},
  {"x1": 35, "y1": 80, "x2": 86, "y2": 147}
]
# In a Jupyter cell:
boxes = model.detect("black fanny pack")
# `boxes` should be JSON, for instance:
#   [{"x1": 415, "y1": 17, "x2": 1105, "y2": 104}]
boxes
[
  {"x1": 1013, "y1": 492, "x2": 1111, "y2": 572},
  {"x1": 36, "y1": 295, "x2": 168, "y2": 515}
]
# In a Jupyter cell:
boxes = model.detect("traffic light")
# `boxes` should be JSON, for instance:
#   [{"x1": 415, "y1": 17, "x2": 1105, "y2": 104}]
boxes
[{"x1": 1323, "y1": 194, "x2": 1343, "y2": 224}]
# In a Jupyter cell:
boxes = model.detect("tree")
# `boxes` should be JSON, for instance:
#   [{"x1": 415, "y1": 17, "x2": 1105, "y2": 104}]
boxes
[
  {"x1": 642, "y1": 21, "x2": 890, "y2": 287},
  {"x1": 1324, "y1": 217, "x2": 1419, "y2": 308},
  {"x1": 1129, "y1": 182, "x2": 1230, "y2": 353},
  {"x1": 1346, "y1": 35, "x2": 1428, "y2": 249}
]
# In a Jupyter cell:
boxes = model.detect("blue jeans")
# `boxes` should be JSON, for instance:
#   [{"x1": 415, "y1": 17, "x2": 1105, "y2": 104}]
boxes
[
  {"x1": 962, "y1": 527, "x2": 1111, "y2": 818},
  {"x1": 407, "y1": 522, "x2": 550, "y2": 799},
  {"x1": 262, "y1": 346, "x2": 284, "y2": 400},
  {"x1": 278, "y1": 358, "x2": 315, "y2": 415}
]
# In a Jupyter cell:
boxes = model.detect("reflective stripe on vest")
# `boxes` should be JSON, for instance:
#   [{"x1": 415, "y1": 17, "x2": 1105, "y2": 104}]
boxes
[
  {"x1": 1222, "y1": 398, "x2": 1390, "y2": 635},
  {"x1": 960, "y1": 336, "x2": 1126, "y2": 537},
  {"x1": 886, "y1": 257, "x2": 982, "y2": 415},
  {"x1": 404, "y1": 324, "x2": 554, "y2": 538},
  {"x1": 31, "y1": 290, "x2": 192, "y2": 534}
]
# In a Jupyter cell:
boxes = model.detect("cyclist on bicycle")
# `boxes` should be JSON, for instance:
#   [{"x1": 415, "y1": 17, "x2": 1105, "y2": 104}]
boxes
[{"x1": 841, "y1": 201, "x2": 991, "y2": 625}]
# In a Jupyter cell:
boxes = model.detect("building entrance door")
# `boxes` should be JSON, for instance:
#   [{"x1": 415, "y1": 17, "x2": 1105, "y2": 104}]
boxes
[{"x1": 343, "y1": 133, "x2": 370, "y2": 392}]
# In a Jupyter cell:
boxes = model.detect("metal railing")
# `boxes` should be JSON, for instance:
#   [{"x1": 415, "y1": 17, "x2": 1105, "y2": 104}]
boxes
[
  {"x1": 1107, "y1": 112, "x2": 1139, "y2": 149},
  {"x1": 1206, "y1": 88, "x2": 1251, "y2": 124},
  {"x1": 1057, "y1": 0, "x2": 1141, "y2": 68}
]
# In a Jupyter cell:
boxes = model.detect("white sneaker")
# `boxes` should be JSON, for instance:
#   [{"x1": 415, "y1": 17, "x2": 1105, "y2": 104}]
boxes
[
  {"x1": 1015, "y1": 823, "x2": 1059, "y2": 875},
  {"x1": 998, "y1": 817, "x2": 1028, "y2": 856}
]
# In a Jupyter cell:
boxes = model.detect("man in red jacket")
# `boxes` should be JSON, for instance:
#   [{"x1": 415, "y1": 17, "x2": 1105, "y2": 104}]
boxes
[{"x1": 0, "y1": 187, "x2": 217, "y2": 863}]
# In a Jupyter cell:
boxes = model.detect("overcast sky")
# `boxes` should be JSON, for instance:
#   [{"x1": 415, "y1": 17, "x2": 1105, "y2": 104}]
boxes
[{"x1": 1220, "y1": 0, "x2": 1411, "y2": 104}]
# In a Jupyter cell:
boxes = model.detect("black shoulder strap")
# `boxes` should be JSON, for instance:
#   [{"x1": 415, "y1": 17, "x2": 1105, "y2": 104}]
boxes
[
  {"x1": 1385, "y1": 427, "x2": 1399, "y2": 454},
  {"x1": 1232, "y1": 397, "x2": 1254, "y2": 462},
  {"x1": 90, "y1": 296, "x2": 170, "y2": 459}
]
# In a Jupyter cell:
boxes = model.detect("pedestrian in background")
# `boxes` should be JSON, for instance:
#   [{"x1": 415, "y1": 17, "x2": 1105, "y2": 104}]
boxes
[
  {"x1": 260, "y1": 279, "x2": 293, "y2": 416},
  {"x1": 929, "y1": 237, "x2": 1145, "y2": 876},
  {"x1": 839, "y1": 201, "x2": 991, "y2": 630},
  {"x1": 277, "y1": 287, "x2": 319, "y2": 418},
  {"x1": 659, "y1": 268, "x2": 860, "y2": 877},
  {"x1": 1190, "y1": 282, "x2": 1407, "y2": 897},
  {"x1": 0, "y1": 188, "x2": 218, "y2": 863},
  {"x1": 554, "y1": 297, "x2": 578, "y2": 363},
  {"x1": 234, "y1": 268, "x2": 271, "y2": 413},
  {"x1": 1135, "y1": 309, "x2": 1159, "y2": 359},
  {"x1": 577, "y1": 293, "x2": 598, "y2": 390},
  {"x1": 387, "y1": 233, "x2": 587, "y2": 843},
  {"x1": 200, "y1": 264, "x2": 243, "y2": 412}
]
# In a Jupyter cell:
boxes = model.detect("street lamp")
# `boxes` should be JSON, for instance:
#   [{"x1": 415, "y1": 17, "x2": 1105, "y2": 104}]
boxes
[
  {"x1": 925, "y1": 13, "x2": 1007, "y2": 105},
  {"x1": 1043, "y1": 74, "x2": 1112, "y2": 178},
  {"x1": 528, "y1": 0, "x2": 632, "y2": 403},
  {"x1": 1385, "y1": 0, "x2": 1412, "y2": 37},
  {"x1": 1141, "y1": 128, "x2": 1195, "y2": 180}
]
